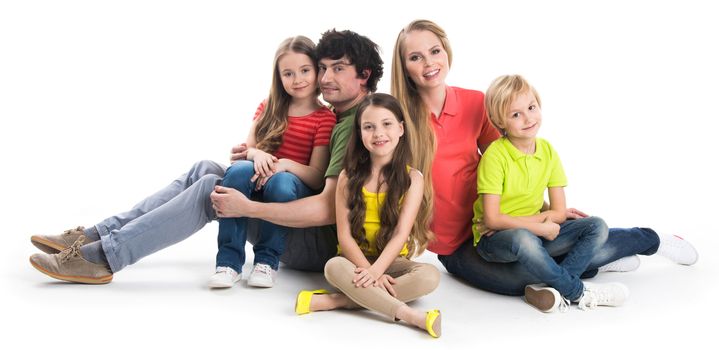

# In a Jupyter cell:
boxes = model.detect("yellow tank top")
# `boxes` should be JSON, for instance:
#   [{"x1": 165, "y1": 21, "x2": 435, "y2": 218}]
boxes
[{"x1": 338, "y1": 187, "x2": 410, "y2": 257}]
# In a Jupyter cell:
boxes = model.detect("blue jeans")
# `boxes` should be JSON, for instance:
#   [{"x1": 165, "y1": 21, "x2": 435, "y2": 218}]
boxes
[
  {"x1": 475, "y1": 217, "x2": 608, "y2": 300},
  {"x1": 93, "y1": 160, "x2": 336, "y2": 273},
  {"x1": 438, "y1": 224, "x2": 660, "y2": 297},
  {"x1": 216, "y1": 161, "x2": 313, "y2": 272},
  {"x1": 96, "y1": 160, "x2": 225, "y2": 272}
]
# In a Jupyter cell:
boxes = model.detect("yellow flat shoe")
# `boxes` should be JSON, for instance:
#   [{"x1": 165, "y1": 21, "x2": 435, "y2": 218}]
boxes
[
  {"x1": 425, "y1": 309, "x2": 441, "y2": 338},
  {"x1": 295, "y1": 289, "x2": 330, "y2": 315}
]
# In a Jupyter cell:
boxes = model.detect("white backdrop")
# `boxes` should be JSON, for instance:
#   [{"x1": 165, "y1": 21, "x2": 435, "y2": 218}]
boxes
[{"x1": 1, "y1": 1, "x2": 716, "y2": 349}]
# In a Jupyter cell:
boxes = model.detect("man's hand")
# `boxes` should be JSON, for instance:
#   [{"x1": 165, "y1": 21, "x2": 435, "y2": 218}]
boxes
[
  {"x1": 230, "y1": 143, "x2": 249, "y2": 163},
  {"x1": 211, "y1": 185, "x2": 251, "y2": 218}
]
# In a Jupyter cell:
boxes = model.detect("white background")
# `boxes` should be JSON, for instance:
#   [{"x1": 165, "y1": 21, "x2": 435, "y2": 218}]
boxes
[{"x1": 1, "y1": 1, "x2": 716, "y2": 349}]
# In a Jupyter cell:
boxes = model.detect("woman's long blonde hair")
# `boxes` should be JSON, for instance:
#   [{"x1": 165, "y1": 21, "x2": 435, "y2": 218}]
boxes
[
  {"x1": 391, "y1": 19, "x2": 453, "y2": 242},
  {"x1": 255, "y1": 36, "x2": 319, "y2": 153}
]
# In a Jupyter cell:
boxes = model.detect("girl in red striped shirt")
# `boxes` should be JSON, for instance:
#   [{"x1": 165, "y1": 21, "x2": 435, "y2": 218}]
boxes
[{"x1": 209, "y1": 36, "x2": 336, "y2": 289}]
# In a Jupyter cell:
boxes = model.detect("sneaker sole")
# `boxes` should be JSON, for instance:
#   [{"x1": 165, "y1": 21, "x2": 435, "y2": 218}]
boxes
[
  {"x1": 30, "y1": 236, "x2": 66, "y2": 254},
  {"x1": 247, "y1": 280, "x2": 274, "y2": 288},
  {"x1": 29, "y1": 257, "x2": 113, "y2": 284},
  {"x1": 208, "y1": 279, "x2": 240, "y2": 289},
  {"x1": 524, "y1": 286, "x2": 557, "y2": 312}
]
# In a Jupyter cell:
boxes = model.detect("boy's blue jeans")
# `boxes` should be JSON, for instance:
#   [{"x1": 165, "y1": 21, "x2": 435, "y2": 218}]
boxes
[
  {"x1": 439, "y1": 221, "x2": 660, "y2": 297},
  {"x1": 215, "y1": 161, "x2": 313, "y2": 272},
  {"x1": 474, "y1": 217, "x2": 608, "y2": 300}
]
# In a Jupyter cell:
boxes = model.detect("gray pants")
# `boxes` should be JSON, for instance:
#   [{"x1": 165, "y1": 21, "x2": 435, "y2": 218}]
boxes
[{"x1": 95, "y1": 160, "x2": 337, "y2": 273}]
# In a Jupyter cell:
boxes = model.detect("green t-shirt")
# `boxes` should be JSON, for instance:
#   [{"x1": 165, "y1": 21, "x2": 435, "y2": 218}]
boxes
[
  {"x1": 472, "y1": 137, "x2": 567, "y2": 244},
  {"x1": 325, "y1": 105, "x2": 358, "y2": 178}
]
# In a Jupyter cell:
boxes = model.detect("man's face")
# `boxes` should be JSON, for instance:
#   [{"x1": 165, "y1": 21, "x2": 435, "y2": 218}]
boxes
[{"x1": 318, "y1": 56, "x2": 368, "y2": 113}]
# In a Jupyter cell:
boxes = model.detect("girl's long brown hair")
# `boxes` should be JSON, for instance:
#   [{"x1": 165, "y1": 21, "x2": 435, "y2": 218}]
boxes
[
  {"x1": 343, "y1": 93, "x2": 433, "y2": 257},
  {"x1": 255, "y1": 36, "x2": 319, "y2": 153}
]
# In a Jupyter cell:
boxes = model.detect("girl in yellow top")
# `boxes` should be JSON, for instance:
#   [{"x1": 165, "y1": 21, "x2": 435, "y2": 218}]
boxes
[{"x1": 295, "y1": 93, "x2": 441, "y2": 338}]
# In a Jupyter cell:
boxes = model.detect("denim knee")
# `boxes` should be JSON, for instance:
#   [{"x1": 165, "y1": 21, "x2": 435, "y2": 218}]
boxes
[
  {"x1": 512, "y1": 229, "x2": 545, "y2": 259},
  {"x1": 222, "y1": 161, "x2": 255, "y2": 190},
  {"x1": 584, "y1": 216, "x2": 609, "y2": 245},
  {"x1": 262, "y1": 173, "x2": 303, "y2": 202}
]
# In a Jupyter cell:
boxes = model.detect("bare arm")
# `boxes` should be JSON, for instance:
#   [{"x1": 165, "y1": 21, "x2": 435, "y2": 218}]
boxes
[
  {"x1": 270, "y1": 145, "x2": 329, "y2": 191},
  {"x1": 370, "y1": 170, "x2": 423, "y2": 275},
  {"x1": 211, "y1": 176, "x2": 337, "y2": 227},
  {"x1": 482, "y1": 192, "x2": 562, "y2": 240},
  {"x1": 335, "y1": 171, "x2": 372, "y2": 268}
]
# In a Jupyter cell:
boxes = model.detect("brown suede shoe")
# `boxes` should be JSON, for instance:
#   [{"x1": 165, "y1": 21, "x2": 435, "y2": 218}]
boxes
[
  {"x1": 31, "y1": 226, "x2": 87, "y2": 254},
  {"x1": 29, "y1": 237, "x2": 113, "y2": 284}
]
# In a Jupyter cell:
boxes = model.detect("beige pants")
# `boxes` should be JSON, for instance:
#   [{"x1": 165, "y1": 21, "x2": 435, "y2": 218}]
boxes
[{"x1": 324, "y1": 256, "x2": 440, "y2": 320}]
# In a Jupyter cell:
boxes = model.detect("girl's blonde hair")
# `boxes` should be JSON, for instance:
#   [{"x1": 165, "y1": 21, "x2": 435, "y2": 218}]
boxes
[
  {"x1": 343, "y1": 93, "x2": 433, "y2": 257},
  {"x1": 255, "y1": 36, "x2": 319, "y2": 153},
  {"x1": 391, "y1": 19, "x2": 451, "y2": 243},
  {"x1": 485, "y1": 75, "x2": 542, "y2": 135}
]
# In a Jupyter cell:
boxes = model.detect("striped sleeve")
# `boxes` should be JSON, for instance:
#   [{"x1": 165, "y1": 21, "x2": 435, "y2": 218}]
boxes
[
  {"x1": 252, "y1": 100, "x2": 267, "y2": 121},
  {"x1": 313, "y1": 108, "x2": 337, "y2": 147}
]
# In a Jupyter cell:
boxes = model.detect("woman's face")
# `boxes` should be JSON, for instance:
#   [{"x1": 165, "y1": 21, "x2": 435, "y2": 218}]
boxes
[{"x1": 402, "y1": 30, "x2": 449, "y2": 91}]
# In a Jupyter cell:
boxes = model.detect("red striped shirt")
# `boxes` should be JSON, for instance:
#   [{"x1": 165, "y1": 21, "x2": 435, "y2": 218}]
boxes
[{"x1": 253, "y1": 101, "x2": 336, "y2": 165}]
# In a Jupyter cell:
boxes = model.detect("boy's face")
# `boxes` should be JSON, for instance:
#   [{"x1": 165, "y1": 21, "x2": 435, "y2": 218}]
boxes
[
  {"x1": 501, "y1": 91, "x2": 542, "y2": 141},
  {"x1": 318, "y1": 56, "x2": 368, "y2": 113}
]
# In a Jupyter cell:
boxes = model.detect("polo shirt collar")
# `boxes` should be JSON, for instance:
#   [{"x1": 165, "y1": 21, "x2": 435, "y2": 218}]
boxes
[
  {"x1": 441, "y1": 85, "x2": 458, "y2": 117},
  {"x1": 500, "y1": 137, "x2": 544, "y2": 161},
  {"x1": 335, "y1": 104, "x2": 359, "y2": 121}
]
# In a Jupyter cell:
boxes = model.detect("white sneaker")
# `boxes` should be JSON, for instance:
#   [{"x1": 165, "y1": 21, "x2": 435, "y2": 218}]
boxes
[
  {"x1": 524, "y1": 284, "x2": 569, "y2": 313},
  {"x1": 657, "y1": 234, "x2": 699, "y2": 265},
  {"x1": 598, "y1": 255, "x2": 641, "y2": 273},
  {"x1": 247, "y1": 263, "x2": 277, "y2": 288},
  {"x1": 208, "y1": 266, "x2": 241, "y2": 289},
  {"x1": 577, "y1": 282, "x2": 629, "y2": 310}
]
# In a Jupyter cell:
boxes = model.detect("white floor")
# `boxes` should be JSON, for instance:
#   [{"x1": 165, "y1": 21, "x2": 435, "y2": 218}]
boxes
[
  {"x1": 3, "y1": 1, "x2": 718, "y2": 349},
  {"x1": 4, "y1": 221, "x2": 715, "y2": 350}
]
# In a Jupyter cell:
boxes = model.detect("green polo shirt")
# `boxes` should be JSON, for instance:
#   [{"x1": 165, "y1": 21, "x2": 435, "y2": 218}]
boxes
[
  {"x1": 472, "y1": 137, "x2": 567, "y2": 244},
  {"x1": 325, "y1": 105, "x2": 358, "y2": 178}
]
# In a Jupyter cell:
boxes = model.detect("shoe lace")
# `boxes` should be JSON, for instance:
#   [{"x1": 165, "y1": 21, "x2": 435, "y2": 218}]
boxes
[
  {"x1": 216, "y1": 266, "x2": 237, "y2": 277},
  {"x1": 578, "y1": 287, "x2": 617, "y2": 311},
  {"x1": 254, "y1": 264, "x2": 272, "y2": 275},
  {"x1": 577, "y1": 290, "x2": 597, "y2": 311},
  {"x1": 58, "y1": 236, "x2": 86, "y2": 263},
  {"x1": 63, "y1": 226, "x2": 85, "y2": 236},
  {"x1": 558, "y1": 297, "x2": 570, "y2": 313}
]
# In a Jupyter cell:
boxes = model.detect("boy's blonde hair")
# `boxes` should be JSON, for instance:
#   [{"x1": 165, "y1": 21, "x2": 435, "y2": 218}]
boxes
[{"x1": 485, "y1": 75, "x2": 542, "y2": 135}]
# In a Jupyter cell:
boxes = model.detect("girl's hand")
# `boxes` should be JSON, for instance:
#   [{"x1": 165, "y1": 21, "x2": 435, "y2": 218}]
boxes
[
  {"x1": 353, "y1": 267, "x2": 380, "y2": 288},
  {"x1": 252, "y1": 150, "x2": 278, "y2": 178},
  {"x1": 251, "y1": 159, "x2": 290, "y2": 190},
  {"x1": 374, "y1": 274, "x2": 397, "y2": 297},
  {"x1": 230, "y1": 143, "x2": 248, "y2": 163}
]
